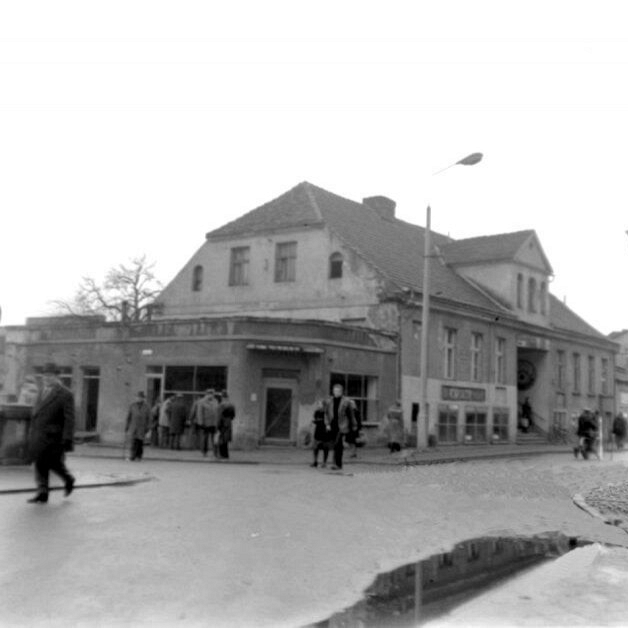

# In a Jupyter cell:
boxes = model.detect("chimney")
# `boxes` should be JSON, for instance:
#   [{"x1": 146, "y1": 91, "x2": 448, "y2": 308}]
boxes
[{"x1": 362, "y1": 196, "x2": 396, "y2": 220}]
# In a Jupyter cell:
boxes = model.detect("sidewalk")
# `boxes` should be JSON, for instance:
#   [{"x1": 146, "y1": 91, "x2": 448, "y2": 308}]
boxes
[{"x1": 68, "y1": 440, "x2": 574, "y2": 466}]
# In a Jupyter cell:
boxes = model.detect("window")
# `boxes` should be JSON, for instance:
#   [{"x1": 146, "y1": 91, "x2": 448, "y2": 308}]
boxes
[
  {"x1": 443, "y1": 328, "x2": 457, "y2": 379},
  {"x1": 229, "y1": 246, "x2": 250, "y2": 286},
  {"x1": 275, "y1": 241, "x2": 297, "y2": 282},
  {"x1": 527, "y1": 277, "x2": 537, "y2": 313},
  {"x1": 540, "y1": 281, "x2": 547, "y2": 315},
  {"x1": 192, "y1": 265, "x2": 203, "y2": 292},
  {"x1": 495, "y1": 337, "x2": 506, "y2": 384},
  {"x1": 516, "y1": 273, "x2": 523, "y2": 309},
  {"x1": 471, "y1": 333, "x2": 483, "y2": 382},
  {"x1": 438, "y1": 404, "x2": 459, "y2": 443},
  {"x1": 330, "y1": 372, "x2": 379, "y2": 423},
  {"x1": 160, "y1": 365, "x2": 228, "y2": 413},
  {"x1": 556, "y1": 350, "x2": 565, "y2": 390},
  {"x1": 329, "y1": 252, "x2": 343, "y2": 279},
  {"x1": 465, "y1": 407, "x2": 487, "y2": 442},
  {"x1": 492, "y1": 408, "x2": 509, "y2": 441},
  {"x1": 601, "y1": 358, "x2": 609, "y2": 395},
  {"x1": 588, "y1": 356, "x2": 595, "y2": 395},
  {"x1": 573, "y1": 353, "x2": 581, "y2": 394}
]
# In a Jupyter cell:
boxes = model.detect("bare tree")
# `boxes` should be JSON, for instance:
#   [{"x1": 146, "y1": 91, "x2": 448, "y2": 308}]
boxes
[{"x1": 52, "y1": 256, "x2": 163, "y2": 322}]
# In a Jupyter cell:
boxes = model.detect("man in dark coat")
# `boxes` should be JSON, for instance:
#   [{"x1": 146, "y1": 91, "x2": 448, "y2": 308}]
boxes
[
  {"x1": 323, "y1": 383, "x2": 356, "y2": 471},
  {"x1": 217, "y1": 391, "x2": 235, "y2": 460},
  {"x1": 125, "y1": 391, "x2": 151, "y2": 461},
  {"x1": 27, "y1": 362, "x2": 75, "y2": 503},
  {"x1": 168, "y1": 394, "x2": 187, "y2": 450}
]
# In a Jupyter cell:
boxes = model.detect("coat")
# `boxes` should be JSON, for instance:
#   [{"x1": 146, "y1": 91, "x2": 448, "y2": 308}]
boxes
[
  {"x1": 126, "y1": 401, "x2": 151, "y2": 439},
  {"x1": 217, "y1": 402, "x2": 236, "y2": 443},
  {"x1": 323, "y1": 396, "x2": 356, "y2": 435},
  {"x1": 28, "y1": 383, "x2": 75, "y2": 459},
  {"x1": 168, "y1": 397, "x2": 188, "y2": 435},
  {"x1": 383, "y1": 405, "x2": 404, "y2": 444}
]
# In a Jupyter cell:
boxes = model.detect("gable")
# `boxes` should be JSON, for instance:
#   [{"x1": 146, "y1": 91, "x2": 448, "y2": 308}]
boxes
[{"x1": 514, "y1": 233, "x2": 553, "y2": 273}]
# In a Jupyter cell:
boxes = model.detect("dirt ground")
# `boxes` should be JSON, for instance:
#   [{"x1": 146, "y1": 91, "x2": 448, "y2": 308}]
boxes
[{"x1": 1, "y1": 452, "x2": 627, "y2": 627}]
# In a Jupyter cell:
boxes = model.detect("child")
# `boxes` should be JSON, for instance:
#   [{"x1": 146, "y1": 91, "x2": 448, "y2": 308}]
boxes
[{"x1": 311, "y1": 402, "x2": 330, "y2": 468}]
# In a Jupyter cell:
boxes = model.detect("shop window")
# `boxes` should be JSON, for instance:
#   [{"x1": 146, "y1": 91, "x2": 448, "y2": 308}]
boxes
[
  {"x1": 229, "y1": 246, "x2": 250, "y2": 286},
  {"x1": 492, "y1": 408, "x2": 509, "y2": 441},
  {"x1": 330, "y1": 372, "x2": 379, "y2": 423},
  {"x1": 275, "y1": 241, "x2": 297, "y2": 282},
  {"x1": 465, "y1": 407, "x2": 487, "y2": 442},
  {"x1": 438, "y1": 404, "x2": 459, "y2": 443},
  {"x1": 192, "y1": 265, "x2": 203, "y2": 292},
  {"x1": 164, "y1": 365, "x2": 227, "y2": 396},
  {"x1": 329, "y1": 252, "x2": 343, "y2": 279}
]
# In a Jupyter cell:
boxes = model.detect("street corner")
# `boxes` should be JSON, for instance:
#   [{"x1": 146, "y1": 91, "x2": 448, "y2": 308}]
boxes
[{"x1": 0, "y1": 468, "x2": 156, "y2": 495}]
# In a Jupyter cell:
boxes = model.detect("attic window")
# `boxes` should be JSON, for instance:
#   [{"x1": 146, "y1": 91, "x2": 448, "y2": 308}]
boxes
[
  {"x1": 528, "y1": 277, "x2": 537, "y2": 313},
  {"x1": 516, "y1": 273, "x2": 523, "y2": 309},
  {"x1": 192, "y1": 265, "x2": 203, "y2": 292},
  {"x1": 329, "y1": 252, "x2": 343, "y2": 279}
]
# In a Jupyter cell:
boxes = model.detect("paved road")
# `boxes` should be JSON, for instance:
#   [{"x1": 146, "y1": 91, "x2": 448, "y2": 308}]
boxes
[{"x1": 2, "y1": 453, "x2": 628, "y2": 627}]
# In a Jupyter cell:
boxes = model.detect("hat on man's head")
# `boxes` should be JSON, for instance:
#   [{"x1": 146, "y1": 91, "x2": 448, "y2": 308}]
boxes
[{"x1": 42, "y1": 362, "x2": 60, "y2": 375}]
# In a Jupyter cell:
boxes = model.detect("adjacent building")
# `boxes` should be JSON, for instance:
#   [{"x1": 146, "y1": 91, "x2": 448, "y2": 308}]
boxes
[{"x1": 0, "y1": 181, "x2": 618, "y2": 447}]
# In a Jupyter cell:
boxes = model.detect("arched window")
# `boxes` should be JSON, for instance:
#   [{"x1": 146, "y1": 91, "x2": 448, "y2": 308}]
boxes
[
  {"x1": 192, "y1": 265, "x2": 203, "y2": 292},
  {"x1": 329, "y1": 252, "x2": 343, "y2": 279},
  {"x1": 516, "y1": 273, "x2": 523, "y2": 309},
  {"x1": 528, "y1": 277, "x2": 537, "y2": 313},
  {"x1": 540, "y1": 281, "x2": 547, "y2": 315}
]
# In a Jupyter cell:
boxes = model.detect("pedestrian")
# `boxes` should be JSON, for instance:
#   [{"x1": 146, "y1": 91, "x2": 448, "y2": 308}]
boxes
[
  {"x1": 569, "y1": 413, "x2": 581, "y2": 459},
  {"x1": 345, "y1": 399, "x2": 362, "y2": 459},
  {"x1": 323, "y1": 383, "x2": 356, "y2": 471},
  {"x1": 158, "y1": 394, "x2": 173, "y2": 448},
  {"x1": 168, "y1": 394, "x2": 187, "y2": 450},
  {"x1": 149, "y1": 400, "x2": 160, "y2": 448},
  {"x1": 612, "y1": 412, "x2": 627, "y2": 450},
  {"x1": 125, "y1": 391, "x2": 151, "y2": 461},
  {"x1": 384, "y1": 400, "x2": 404, "y2": 453},
  {"x1": 520, "y1": 397, "x2": 532, "y2": 433},
  {"x1": 310, "y1": 401, "x2": 330, "y2": 468},
  {"x1": 577, "y1": 409, "x2": 598, "y2": 460},
  {"x1": 193, "y1": 389, "x2": 220, "y2": 457},
  {"x1": 27, "y1": 362, "x2": 75, "y2": 504},
  {"x1": 216, "y1": 390, "x2": 235, "y2": 459}
]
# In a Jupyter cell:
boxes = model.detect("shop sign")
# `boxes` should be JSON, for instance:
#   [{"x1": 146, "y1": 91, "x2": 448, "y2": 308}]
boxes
[{"x1": 441, "y1": 385, "x2": 486, "y2": 402}]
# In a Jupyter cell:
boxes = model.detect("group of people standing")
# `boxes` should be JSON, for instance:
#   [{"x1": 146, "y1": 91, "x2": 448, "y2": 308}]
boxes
[
  {"x1": 310, "y1": 384, "x2": 404, "y2": 470},
  {"x1": 125, "y1": 388, "x2": 235, "y2": 461},
  {"x1": 572, "y1": 409, "x2": 628, "y2": 460}
]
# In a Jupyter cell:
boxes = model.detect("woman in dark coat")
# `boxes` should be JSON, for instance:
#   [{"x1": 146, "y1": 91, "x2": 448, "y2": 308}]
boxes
[
  {"x1": 168, "y1": 394, "x2": 187, "y2": 450},
  {"x1": 217, "y1": 392, "x2": 235, "y2": 459}
]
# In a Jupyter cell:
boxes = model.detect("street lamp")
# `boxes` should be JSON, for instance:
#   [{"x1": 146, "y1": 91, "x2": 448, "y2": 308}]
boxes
[{"x1": 416, "y1": 153, "x2": 483, "y2": 449}]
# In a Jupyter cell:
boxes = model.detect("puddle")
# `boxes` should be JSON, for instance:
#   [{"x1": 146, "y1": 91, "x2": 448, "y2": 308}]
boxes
[{"x1": 311, "y1": 532, "x2": 588, "y2": 627}]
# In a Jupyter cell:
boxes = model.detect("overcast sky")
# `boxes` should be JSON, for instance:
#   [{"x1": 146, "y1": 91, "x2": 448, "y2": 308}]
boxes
[{"x1": 2, "y1": 1, "x2": 627, "y2": 334}]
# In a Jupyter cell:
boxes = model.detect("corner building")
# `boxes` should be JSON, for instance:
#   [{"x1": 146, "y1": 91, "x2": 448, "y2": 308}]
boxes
[{"x1": 0, "y1": 182, "x2": 617, "y2": 447}]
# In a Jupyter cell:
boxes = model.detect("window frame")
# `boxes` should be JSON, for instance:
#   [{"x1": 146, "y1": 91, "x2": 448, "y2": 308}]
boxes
[
  {"x1": 527, "y1": 277, "x2": 537, "y2": 313},
  {"x1": 191, "y1": 265, "x2": 203, "y2": 292},
  {"x1": 274, "y1": 241, "x2": 297, "y2": 283},
  {"x1": 329, "y1": 371, "x2": 379, "y2": 423},
  {"x1": 229, "y1": 246, "x2": 251, "y2": 287},
  {"x1": 443, "y1": 327, "x2": 457, "y2": 380},
  {"x1": 495, "y1": 337, "x2": 506, "y2": 384},
  {"x1": 573, "y1": 353, "x2": 581, "y2": 394},
  {"x1": 329, "y1": 252, "x2": 343, "y2": 279},
  {"x1": 556, "y1": 350, "x2": 565, "y2": 390},
  {"x1": 587, "y1": 355, "x2": 595, "y2": 395},
  {"x1": 437, "y1": 404, "x2": 459, "y2": 443},
  {"x1": 470, "y1": 332, "x2": 483, "y2": 382}
]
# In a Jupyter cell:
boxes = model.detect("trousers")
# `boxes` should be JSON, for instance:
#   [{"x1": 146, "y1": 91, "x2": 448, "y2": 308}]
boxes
[{"x1": 34, "y1": 444, "x2": 73, "y2": 494}]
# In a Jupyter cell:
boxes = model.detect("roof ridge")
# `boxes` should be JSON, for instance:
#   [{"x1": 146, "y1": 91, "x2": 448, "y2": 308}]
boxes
[{"x1": 443, "y1": 229, "x2": 535, "y2": 246}]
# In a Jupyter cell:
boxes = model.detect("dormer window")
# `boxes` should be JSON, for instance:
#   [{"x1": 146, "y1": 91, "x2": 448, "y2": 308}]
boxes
[
  {"x1": 516, "y1": 273, "x2": 523, "y2": 309},
  {"x1": 192, "y1": 265, "x2": 203, "y2": 292},
  {"x1": 540, "y1": 281, "x2": 547, "y2": 315},
  {"x1": 329, "y1": 252, "x2": 343, "y2": 279},
  {"x1": 527, "y1": 277, "x2": 537, "y2": 313}
]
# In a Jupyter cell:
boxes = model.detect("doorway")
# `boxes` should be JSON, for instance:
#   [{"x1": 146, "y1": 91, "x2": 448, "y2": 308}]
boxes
[
  {"x1": 81, "y1": 367, "x2": 100, "y2": 432},
  {"x1": 262, "y1": 378, "x2": 297, "y2": 442}
]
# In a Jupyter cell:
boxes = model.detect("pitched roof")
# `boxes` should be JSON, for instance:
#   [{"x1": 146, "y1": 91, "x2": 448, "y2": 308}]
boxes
[
  {"x1": 439, "y1": 230, "x2": 534, "y2": 265},
  {"x1": 206, "y1": 183, "x2": 323, "y2": 239},
  {"x1": 205, "y1": 181, "x2": 606, "y2": 341},
  {"x1": 548, "y1": 295, "x2": 607, "y2": 340}
]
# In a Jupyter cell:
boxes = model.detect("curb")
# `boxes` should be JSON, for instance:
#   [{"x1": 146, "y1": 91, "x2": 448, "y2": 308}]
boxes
[
  {"x1": 572, "y1": 493, "x2": 626, "y2": 529},
  {"x1": 0, "y1": 476, "x2": 155, "y2": 495}
]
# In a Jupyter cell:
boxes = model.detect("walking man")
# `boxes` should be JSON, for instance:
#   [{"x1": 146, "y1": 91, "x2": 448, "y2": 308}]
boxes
[
  {"x1": 192, "y1": 389, "x2": 220, "y2": 457},
  {"x1": 27, "y1": 362, "x2": 75, "y2": 503},
  {"x1": 323, "y1": 383, "x2": 356, "y2": 471},
  {"x1": 125, "y1": 391, "x2": 151, "y2": 461},
  {"x1": 217, "y1": 390, "x2": 235, "y2": 459}
]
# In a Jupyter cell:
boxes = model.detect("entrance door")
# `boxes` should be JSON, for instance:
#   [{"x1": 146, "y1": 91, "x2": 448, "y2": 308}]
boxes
[
  {"x1": 262, "y1": 379, "x2": 297, "y2": 442},
  {"x1": 81, "y1": 368, "x2": 100, "y2": 432}
]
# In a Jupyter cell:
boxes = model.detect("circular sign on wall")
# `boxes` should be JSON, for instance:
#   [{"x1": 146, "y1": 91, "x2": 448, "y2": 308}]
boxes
[{"x1": 517, "y1": 359, "x2": 537, "y2": 390}]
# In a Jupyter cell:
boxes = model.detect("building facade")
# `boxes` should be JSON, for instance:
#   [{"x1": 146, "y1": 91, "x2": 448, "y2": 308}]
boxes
[{"x1": 0, "y1": 181, "x2": 617, "y2": 447}]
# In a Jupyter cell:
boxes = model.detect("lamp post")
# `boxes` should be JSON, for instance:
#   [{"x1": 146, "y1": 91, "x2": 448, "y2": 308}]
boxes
[{"x1": 416, "y1": 153, "x2": 483, "y2": 450}]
